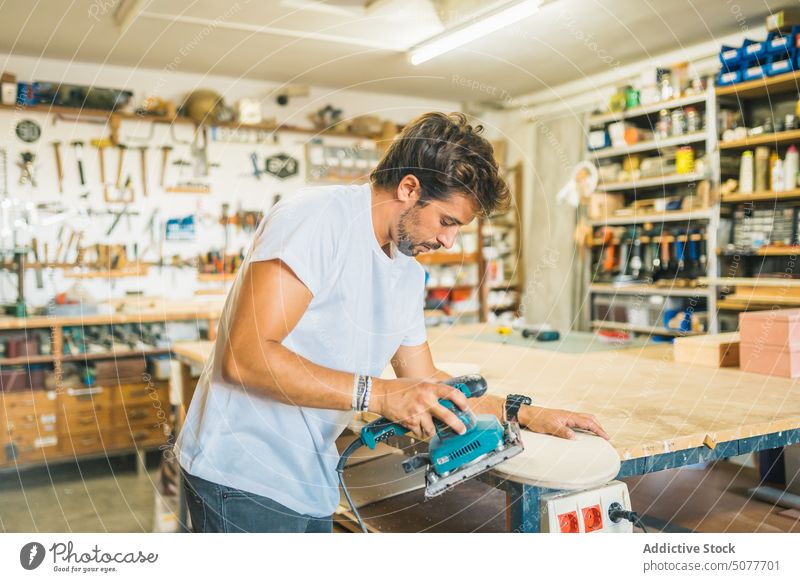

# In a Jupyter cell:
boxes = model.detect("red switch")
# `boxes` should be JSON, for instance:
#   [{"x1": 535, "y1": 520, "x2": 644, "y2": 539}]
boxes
[
  {"x1": 558, "y1": 511, "x2": 579, "y2": 533},
  {"x1": 582, "y1": 505, "x2": 603, "y2": 532}
]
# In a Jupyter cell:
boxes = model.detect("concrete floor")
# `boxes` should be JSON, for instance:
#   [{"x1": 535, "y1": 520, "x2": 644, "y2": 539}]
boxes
[
  {"x1": 0, "y1": 454, "x2": 163, "y2": 533},
  {"x1": 1, "y1": 457, "x2": 797, "y2": 533}
]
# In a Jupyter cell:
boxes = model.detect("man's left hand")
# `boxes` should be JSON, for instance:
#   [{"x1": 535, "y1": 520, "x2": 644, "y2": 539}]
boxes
[{"x1": 520, "y1": 406, "x2": 610, "y2": 441}]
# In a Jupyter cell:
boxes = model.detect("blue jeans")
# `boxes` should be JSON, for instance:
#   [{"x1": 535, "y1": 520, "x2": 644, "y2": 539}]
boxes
[{"x1": 182, "y1": 470, "x2": 333, "y2": 533}]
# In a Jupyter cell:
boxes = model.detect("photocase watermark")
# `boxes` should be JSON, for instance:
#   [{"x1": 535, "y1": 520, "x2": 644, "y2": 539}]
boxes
[
  {"x1": 726, "y1": 0, "x2": 750, "y2": 33},
  {"x1": 20, "y1": 540, "x2": 158, "y2": 573},
  {"x1": 87, "y1": 0, "x2": 120, "y2": 22},
  {"x1": 555, "y1": 9, "x2": 622, "y2": 70}
]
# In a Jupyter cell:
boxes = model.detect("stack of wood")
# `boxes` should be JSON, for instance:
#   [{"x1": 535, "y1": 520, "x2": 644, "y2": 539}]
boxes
[{"x1": 740, "y1": 308, "x2": 800, "y2": 378}]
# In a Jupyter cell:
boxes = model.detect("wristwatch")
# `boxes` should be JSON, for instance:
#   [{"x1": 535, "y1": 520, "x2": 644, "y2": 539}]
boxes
[{"x1": 504, "y1": 394, "x2": 532, "y2": 423}]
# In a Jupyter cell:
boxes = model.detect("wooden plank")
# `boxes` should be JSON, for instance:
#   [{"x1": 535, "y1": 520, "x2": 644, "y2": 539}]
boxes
[
  {"x1": 426, "y1": 324, "x2": 800, "y2": 462},
  {"x1": 720, "y1": 128, "x2": 800, "y2": 150},
  {"x1": 722, "y1": 189, "x2": 800, "y2": 203},
  {"x1": 716, "y1": 69, "x2": 800, "y2": 99},
  {"x1": 0, "y1": 307, "x2": 223, "y2": 331},
  {"x1": 674, "y1": 332, "x2": 740, "y2": 368}
]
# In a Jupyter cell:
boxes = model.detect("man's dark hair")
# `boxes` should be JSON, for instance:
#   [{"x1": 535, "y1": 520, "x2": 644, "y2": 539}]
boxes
[{"x1": 370, "y1": 112, "x2": 510, "y2": 217}]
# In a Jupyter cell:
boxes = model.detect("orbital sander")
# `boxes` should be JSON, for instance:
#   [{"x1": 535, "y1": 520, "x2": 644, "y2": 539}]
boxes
[{"x1": 337, "y1": 374, "x2": 530, "y2": 532}]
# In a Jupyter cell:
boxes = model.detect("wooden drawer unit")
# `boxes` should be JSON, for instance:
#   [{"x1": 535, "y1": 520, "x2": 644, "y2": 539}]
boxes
[
  {"x1": 57, "y1": 386, "x2": 112, "y2": 416},
  {"x1": 59, "y1": 408, "x2": 113, "y2": 437},
  {"x1": 59, "y1": 431, "x2": 114, "y2": 456},
  {"x1": 112, "y1": 424, "x2": 167, "y2": 450},
  {"x1": 1, "y1": 390, "x2": 58, "y2": 441},
  {"x1": 3, "y1": 434, "x2": 60, "y2": 465},
  {"x1": 117, "y1": 381, "x2": 168, "y2": 406},
  {"x1": 2, "y1": 389, "x2": 58, "y2": 412},
  {"x1": 115, "y1": 402, "x2": 167, "y2": 429}
]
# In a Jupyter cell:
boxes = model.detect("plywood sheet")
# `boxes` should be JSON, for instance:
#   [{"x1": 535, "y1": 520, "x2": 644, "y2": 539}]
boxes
[{"x1": 426, "y1": 323, "x2": 800, "y2": 461}]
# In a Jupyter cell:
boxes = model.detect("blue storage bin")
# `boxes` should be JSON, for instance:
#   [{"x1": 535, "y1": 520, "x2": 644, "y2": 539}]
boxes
[
  {"x1": 740, "y1": 38, "x2": 768, "y2": 63},
  {"x1": 742, "y1": 60, "x2": 767, "y2": 81},
  {"x1": 719, "y1": 43, "x2": 741, "y2": 66},
  {"x1": 767, "y1": 55, "x2": 796, "y2": 76},
  {"x1": 766, "y1": 27, "x2": 798, "y2": 58},
  {"x1": 716, "y1": 66, "x2": 741, "y2": 86}
]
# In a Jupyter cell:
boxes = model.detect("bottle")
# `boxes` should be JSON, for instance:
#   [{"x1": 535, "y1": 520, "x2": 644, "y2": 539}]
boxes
[
  {"x1": 769, "y1": 151, "x2": 779, "y2": 190},
  {"x1": 772, "y1": 159, "x2": 785, "y2": 193},
  {"x1": 739, "y1": 150, "x2": 754, "y2": 194},
  {"x1": 785, "y1": 145, "x2": 799, "y2": 190},
  {"x1": 754, "y1": 147, "x2": 770, "y2": 192}
]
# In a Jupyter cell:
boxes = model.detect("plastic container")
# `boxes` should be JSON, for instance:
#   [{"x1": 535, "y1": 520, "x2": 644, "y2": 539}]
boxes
[
  {"x1": 740, "y1": 38, "x2": 768, "y2": 63},
  {"x1": 742, "y1": 60, "x2": 767, "y2": 81},
  {"x1": 766, "y1": 27, "x2": 798, "y2": 58},
  {"x1": 767, "y1": 55, "x2": 795, "y2": 76},
  {"x1": 719, "y1": 43, "x2": 742, "y2": 66}
]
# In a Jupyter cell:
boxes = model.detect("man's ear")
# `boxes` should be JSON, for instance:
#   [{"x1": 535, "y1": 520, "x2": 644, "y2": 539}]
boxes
[{"x1": 396, "y1": 174, "x2": 421, "y2": 204}]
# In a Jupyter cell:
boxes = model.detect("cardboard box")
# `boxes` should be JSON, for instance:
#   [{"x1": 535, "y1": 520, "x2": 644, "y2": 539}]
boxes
[
  {"x1": 589, "y1": 193, "x2": 625, "y2": 220},
  {"x1": 739, "y1": 309, "x2": 800, "y2": 378}
]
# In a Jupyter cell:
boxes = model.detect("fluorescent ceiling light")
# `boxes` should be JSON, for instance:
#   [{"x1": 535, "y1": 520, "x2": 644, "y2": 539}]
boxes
[{"x1": 408, "y1": 0, "x2": 541, "y2": 65}]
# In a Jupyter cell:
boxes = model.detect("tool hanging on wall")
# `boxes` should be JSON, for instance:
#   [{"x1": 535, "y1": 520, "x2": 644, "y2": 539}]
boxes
[
  {"x1": 15, "y1": 119, "x2": 41, "y2": 143},
  {"x1": 160, "y1": 145, "x2": 173, "y2": 187},
  {"x1": 0, "y1": 148, "x2": 8, "y2": 197},
  {"x1": 250, "y1": 152, "x2": 262, "y2": 180},
  {"x1": 30, "y1": 237, "x2": 43, "y2": 289},
  {"x1": 17, "y1": 151, "x2": 36, "y2": 187},
  {"x1": 52, "y1": 141, "x2": 64, "y2": 193},
  {"x1": 90, "y1": 138, "x2": 112, "y2": 200},
  {"x1": 114, "y1": 144, "x2": 127, "y2": 191},
  {"x1": 137, "y1": 146, "x2": 149, "y2": 196},
  {"x1": 190, "y1": 126, "x2": 209, "y2": 178},
  {"x1": 70, "y1": 141, "x2": 86, "y2": 186}
]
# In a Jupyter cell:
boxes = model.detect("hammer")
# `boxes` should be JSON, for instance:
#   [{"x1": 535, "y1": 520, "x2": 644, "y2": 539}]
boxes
[
  {"x1": 115, "y1": 143, "x2": 128, "y2": 190},
  {"x1": 52, "y1": 141, "x2": 64, "y2": 193},
  {"x1": 90, "y1": 138, "x2": 112, "y2": 200},
  {"x1": 137, "y1": 146, "x2": 148, "y2": 196},
  {"x1": 160, "y1": 145, "x2": 173, "y2": 187},
  {"x1": 70, "y1": 140, "x2": 85, "y2": 186}
]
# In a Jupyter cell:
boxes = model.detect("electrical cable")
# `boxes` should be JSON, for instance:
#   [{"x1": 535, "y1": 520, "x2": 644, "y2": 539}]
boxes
[
  {"x1": 610, "y1": 507, "x2": 648, "y2": 533},
  {"x1": 336, "y1": 437, "x2": 368, "y2": 533}
]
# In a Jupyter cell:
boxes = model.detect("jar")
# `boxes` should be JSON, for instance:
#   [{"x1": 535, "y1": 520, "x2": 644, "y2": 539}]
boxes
[
  {"x1": 685, "y1": 107, "x2": 701, "y2": 133},
  {"x1": 671, "y1": 108, "x2": 686, "y2": 136},
  {"x1": 656, "y1": 109, "x2": 671, "y2": 139}
]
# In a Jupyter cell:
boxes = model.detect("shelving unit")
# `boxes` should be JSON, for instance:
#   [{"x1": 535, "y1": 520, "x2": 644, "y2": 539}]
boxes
[
  {"x1": 0, "y1": 102, "x2": 392, "y2": 141},
  {"x1": 590, "y1": 320, "x2": 704, "y2": 336},
  {"x1": 0, "y1": 307, "x2": 220, "y2": 469},
  {"x1": 589, "y1": 208, "x2": 713, "y2": 227},
  {"x1": 585, "y1": 82, "x2": 720, "y2": 338},
  {"x1": 479, "y1": 161, "x2": 524, "y2": 321},
  {"x1": 714, "y1": 69, "x2": 800, "y2": 330},
  {"x1": 597, "y1": 171, "x2": 708, "y2": 192},
  {"x1": 590, "y1": 132, "x2": 707, "y2": 160}
]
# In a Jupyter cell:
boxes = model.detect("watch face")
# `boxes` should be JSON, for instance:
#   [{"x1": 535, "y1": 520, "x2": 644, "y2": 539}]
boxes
[{"x1": 16, "y1": 119, "x2": 41, "y2": 143}]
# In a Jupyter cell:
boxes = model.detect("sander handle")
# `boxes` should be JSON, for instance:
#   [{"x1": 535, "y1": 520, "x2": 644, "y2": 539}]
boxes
[{"x1": 360, "y1": 374, "x2": 487, "y2": 449}]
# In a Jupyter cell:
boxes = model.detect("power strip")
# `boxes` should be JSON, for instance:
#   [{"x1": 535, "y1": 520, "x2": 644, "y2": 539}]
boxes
[{"x1": 540, "y1": 480, "x2": 633, "y2": 533}]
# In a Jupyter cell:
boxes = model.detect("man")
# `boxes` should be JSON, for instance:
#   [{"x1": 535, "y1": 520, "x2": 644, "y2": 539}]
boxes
[{"x1": 175, "y1": 112, "x2": 608, "y2": 533}]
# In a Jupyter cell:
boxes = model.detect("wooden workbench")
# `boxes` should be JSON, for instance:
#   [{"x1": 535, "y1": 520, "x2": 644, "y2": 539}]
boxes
[{"x1": 169, "y1": 324, "x2": 800, "y2": 532}]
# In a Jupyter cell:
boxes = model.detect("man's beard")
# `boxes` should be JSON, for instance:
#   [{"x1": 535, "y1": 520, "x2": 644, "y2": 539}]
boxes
[{"x1": 396, "y1": 205, "x2": 440, "y2": 257}]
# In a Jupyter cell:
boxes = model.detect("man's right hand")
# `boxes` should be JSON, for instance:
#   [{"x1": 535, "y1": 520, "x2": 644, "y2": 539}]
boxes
[{"x1": 369, "y1": 378, "x2": 469, "y2": 440}]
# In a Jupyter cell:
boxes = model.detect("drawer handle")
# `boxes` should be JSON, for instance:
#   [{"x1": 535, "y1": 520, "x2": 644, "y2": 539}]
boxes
[
  {"x1": 131, "y1": 431, "x2": 149, "y2": 440},
  {"x1": 129, "y1": 410, "x2": 148, "y2": 420},
  {"x1": 78, "y1": 418, "x2": 94, "y2": 425},
  {"x1": 78, "y1": 437, "x2": 95, "y2": 445}
]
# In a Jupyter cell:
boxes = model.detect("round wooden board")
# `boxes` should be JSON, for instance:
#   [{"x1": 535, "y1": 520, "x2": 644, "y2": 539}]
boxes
[{"x1": 492, "y1": 430, "x2": 620, "y2": 490}]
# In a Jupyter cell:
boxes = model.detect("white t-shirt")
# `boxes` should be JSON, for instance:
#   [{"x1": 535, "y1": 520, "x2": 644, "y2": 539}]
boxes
[{"x1": 175, "y1": 183, "x2": 427, "y2": 517}]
